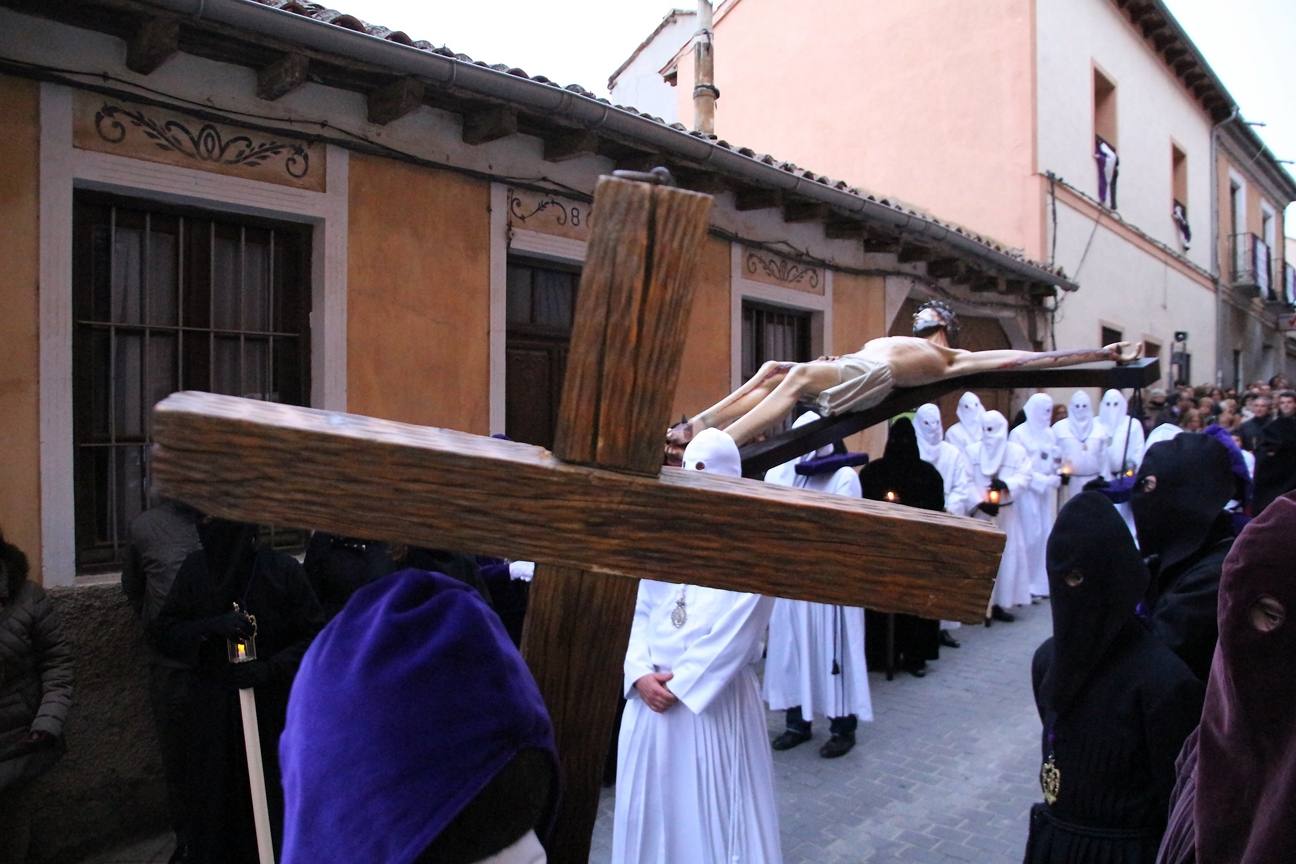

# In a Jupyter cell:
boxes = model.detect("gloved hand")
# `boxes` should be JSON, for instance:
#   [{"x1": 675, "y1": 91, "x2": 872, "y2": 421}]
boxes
[
  {"x1": 976, "y1": 501, "x2": 1001, "y2": 518},
  {"x1": 508, "y1": 560, "x2": 536, "y2": 582},
  {"x1": 989, "y1": 478, "x2": 1008, "y2": 493},
  {"x1": 226, "y1": 660, "x2": 273, "y2": 691},
  {"x1": 206, "y1": 611, "x2": 255, "y2": 640}
]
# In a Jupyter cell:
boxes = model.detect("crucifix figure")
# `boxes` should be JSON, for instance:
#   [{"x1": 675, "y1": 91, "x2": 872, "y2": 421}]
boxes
[
  {"x1": 667, "y1": 299, "x2": 1144, "y2": 452},
  {"x1": 149, "y1": 173, "x2": 1005, "y2": 863}
]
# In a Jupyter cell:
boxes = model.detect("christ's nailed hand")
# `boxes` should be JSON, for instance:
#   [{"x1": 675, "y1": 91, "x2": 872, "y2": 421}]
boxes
[{"x1": 634, "y1": 672, "x2": 679, "y2": 713}]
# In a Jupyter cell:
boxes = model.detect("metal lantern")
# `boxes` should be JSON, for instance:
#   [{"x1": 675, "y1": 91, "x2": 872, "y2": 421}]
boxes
[{"x1": 227, "y1": 603, "x2": 258, "y2": 664}]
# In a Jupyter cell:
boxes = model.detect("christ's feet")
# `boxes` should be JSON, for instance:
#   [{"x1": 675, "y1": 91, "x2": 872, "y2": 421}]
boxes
[{"x1": 664, "y1": 417, "x2": 698, "y2": 467}]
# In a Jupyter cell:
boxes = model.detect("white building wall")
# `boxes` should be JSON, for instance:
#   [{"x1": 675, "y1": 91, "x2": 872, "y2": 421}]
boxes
[
  {"x1": 1036, "y1": 0, "x2": 1214, "y2": 272},
  {"x1": 607, "y1": 12, "x2": 694, "y2": 122},
  {"x1": 1051, "y1": 201, "x2": 1216, "y2": 388}
]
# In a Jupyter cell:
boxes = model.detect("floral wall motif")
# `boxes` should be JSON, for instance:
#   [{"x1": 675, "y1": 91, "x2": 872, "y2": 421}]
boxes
[
  {"x1": 742, "y1": 246, "x2": 824, "y2": 295},
  {"x1": 72, "y1": 92, "x2": 325, "y2": 192},
  {"x1": 506, "y1": 187, "x2": 590, "y2": 242}
]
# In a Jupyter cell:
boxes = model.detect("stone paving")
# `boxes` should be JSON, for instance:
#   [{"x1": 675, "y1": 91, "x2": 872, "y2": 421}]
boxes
[{"x1": 82, "y1": 603, "x2": 1049, "y2": 864}]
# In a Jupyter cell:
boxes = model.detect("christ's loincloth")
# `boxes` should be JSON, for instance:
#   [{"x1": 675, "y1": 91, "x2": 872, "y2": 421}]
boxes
[{"x1": 813, "y1": 352, "x2": 896, "y2": 417}]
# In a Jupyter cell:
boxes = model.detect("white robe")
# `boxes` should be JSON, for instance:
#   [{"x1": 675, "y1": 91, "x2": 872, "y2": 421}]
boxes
[
  {"x1": 1009, "y1": 423, "x2": 1060, "y2": 598},
  {"x1": 760, "y1": 465, "x2": 872, "y2": 723},
  {"x1": 921, "y1": 441, "x2": 978, "y2": 518},
  {"x1": 614, "y1": 580, "x2": 781, "y2": 864},
  {"x1": 945, "y1": 421, "x2": 980, "y2": 461},
  {"x1": 966, "y1": 440, "x2": 1034, "y2": 609},
  {"x1": 1103, "y1": 414, "x2": 1145, "y2": 536},
  {"x1": 1053, "y1": 417, "x2": 1111, "y2": 506}
]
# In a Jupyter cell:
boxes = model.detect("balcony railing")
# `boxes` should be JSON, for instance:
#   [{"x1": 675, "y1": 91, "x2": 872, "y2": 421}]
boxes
[
  {"x1": 1230, "y1": 232, "x2": 1276, "y2": 300},
  {"x1": 1284, "y1": 262, "x2": 1296, "y2": 307}
]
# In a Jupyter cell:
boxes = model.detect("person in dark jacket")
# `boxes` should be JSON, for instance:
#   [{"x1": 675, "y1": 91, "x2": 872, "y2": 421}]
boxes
[
  {"x1": 154, "y1": 517, "x2": 323, "y2": 864},
  {"x1": 1026, "y1": 494, "x2": 1203, "y2": 863},
  {"x1": 1251, "y1": 410, "x2": 1296, "y2": 515},
  {"x1": 0, "y1": 528, "x2": 74, "y2": 863},
  {"x1": 1157, "y1": 491, "x2": 1296, "y2": 864},
  {"x1": 122, "y1": 499, "x2": 201, "y2": 863},
  {"x1": 1131, "y1": 435, "x2": 1235, "y2": 681},
  {"x1": 860, "y1": 418, "x2": 947, "y2": 677}
]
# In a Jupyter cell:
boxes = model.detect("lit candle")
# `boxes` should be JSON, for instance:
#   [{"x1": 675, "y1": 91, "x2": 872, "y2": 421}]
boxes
[
  {"x1": 988, "y1": 488, "x2": 1001, "y2": 505},
  {"x1": 237, "y1": 643, "x2": 247, "y2": 661},
  {"x1": 884, "y1": 490, "x2": 898, "y2": 503}
]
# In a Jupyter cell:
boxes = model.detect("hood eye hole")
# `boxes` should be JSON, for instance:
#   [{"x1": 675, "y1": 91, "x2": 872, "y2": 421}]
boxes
[
  {"x1": 693, "y1": 460, "x2": 706, "y2": 471},
  {"x1": 1064, "y1": 570, "x2": 1084, "y2": 588},
  {"x1": 1139, "y1": 475, "x2": 1157, "y2": 493},
  {"x1": 1249, "y1": 595, "x2": 1286, "y2": 633}
]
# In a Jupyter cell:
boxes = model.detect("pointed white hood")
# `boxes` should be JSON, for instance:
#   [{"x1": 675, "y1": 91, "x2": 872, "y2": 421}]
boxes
[
  {"x1": 956, "y1": 392, "x2": 985, "y2": 439},
  {"x1": 979, "y1": 410, "x2": 1009, "y2": 475},
  {"x1": 914, "y1": 403, "x2": 944, "y2": 463},
  {"x1": 682, "y1": 428, "x2": 742, "y2": 478},
  {"x1": 1098, "y1": 389, "x2": 1127, "y2": 432},
  {"x1": 1066, "y1": 390, "x2": 1095, "y2": 440}
]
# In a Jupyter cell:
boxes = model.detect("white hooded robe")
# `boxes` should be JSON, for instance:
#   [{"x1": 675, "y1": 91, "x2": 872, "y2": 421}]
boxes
[
  {"x1": 761, "y1": 413, "x2": 872, "y2": 724},
  {"x1": 613, "y1": 429, "x2": 782, "y2": 864},
  {"x1": 944, "y1": 392, "x2": 985, "y2": 461},
  {"x1": 1009, "y1": 394, "x2": 1061, "y2": 597},
  {"x1": 1098, "y1": 389, "x2": 1145, "y2": 535},
  {"x1": 914, "y1": 403, "x2": 978, "y2": 518},
  {"x1": 969, "y1": 411, "x2": 1034, "y2": 609},
  {"x1": 1053, "y1": 390, "x2": 1111, "y2": 506}
]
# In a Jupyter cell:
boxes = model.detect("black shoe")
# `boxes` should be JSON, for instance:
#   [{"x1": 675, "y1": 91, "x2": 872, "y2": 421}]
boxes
[
  {"x1": 991, "y1": 605, "x2": 1016, "y2": 623},
  {"x1": 771, "y1": 729, "x2": 812, "y2": 751},
  {"x1": 168, "y1": 844, "x2": 191, "y2": 864},
  {"x1": 904, "y1": 660, "x2": 927, "y2": 678},
  {"x1": 939, "y1": 630, "x2": 961, "y2": 649},
  {"x1": 985, "y1": 616, "x2": 992, "y2": 627},
  {"x1": 819, "y1": 735, "x2": 855, "y2": 758}
]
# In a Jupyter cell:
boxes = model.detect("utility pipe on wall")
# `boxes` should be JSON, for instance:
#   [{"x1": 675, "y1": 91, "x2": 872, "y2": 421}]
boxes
[{"x1": 692, "y1": 0, "x2": 718, "y2": 135}]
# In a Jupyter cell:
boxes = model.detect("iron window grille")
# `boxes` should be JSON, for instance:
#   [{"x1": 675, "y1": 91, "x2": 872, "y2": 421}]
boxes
[{"x1": 72, "y1": 193, "x2": 312, "y2": 572}]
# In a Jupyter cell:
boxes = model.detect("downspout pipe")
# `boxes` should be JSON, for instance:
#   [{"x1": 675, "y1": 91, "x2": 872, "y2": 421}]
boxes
[
  {"x1": 1212, "y1": 107, "x2": 1240, "y2": 387},
  {"x1": 138, "y1": 0, "x2": 1072, "y2": 289}
]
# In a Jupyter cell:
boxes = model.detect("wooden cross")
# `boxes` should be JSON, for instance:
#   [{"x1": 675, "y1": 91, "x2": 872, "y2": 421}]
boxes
[{"x1": 149, "y1": 175, "x2": 1004, "y2": 863}]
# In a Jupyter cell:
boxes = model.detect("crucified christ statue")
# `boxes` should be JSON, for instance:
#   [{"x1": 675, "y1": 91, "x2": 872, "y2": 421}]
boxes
[{"x1": 668, "y1": 300, "x2": 1143, "y2": 450}]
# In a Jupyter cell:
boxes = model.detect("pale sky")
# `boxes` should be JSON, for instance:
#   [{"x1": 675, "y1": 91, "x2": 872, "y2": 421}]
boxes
[{"x1": 356, "y1": 0, "x2": 1295, "y2": 231}]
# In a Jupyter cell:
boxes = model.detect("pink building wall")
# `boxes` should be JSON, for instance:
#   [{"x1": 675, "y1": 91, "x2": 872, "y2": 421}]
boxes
[{"x1": 674, "y1": 0, "x2": 1043, "y2": 257}]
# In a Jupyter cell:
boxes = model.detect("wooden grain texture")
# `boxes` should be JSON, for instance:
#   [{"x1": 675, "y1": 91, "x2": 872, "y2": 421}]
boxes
[{"x1": 150, "y1": 392, "x2": 1003, "y2": 620}]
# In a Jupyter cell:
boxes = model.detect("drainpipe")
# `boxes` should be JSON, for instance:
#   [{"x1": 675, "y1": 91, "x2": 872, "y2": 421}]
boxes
[
  {"x1": 692, "y1": 0, "x2": 718, "y2": 135},
  {"x1": 1212, "y1": 107, "x2": 1240, "y2": 387}
]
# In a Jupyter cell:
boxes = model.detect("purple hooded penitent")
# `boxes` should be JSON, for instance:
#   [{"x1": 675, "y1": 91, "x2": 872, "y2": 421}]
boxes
[{"x1": 279, "y1": 568, "x2": 557, "y2": 864}]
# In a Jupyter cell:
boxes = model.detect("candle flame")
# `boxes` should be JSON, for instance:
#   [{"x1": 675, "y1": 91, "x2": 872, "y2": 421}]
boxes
[
  {"x1": 237, "y1": 643, "x2": 246, "y2": 660},
  {"x1": 989, "y1": 489, "x2": 1001, "y2": 504},
  {"x1": 884, "y1": 490, "x2": 897, "y2": 502}
]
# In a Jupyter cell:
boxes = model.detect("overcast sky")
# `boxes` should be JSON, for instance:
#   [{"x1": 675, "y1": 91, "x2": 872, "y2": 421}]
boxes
[{"x1": 356, "y1": 0, "x2": 1295, "y2": 232}]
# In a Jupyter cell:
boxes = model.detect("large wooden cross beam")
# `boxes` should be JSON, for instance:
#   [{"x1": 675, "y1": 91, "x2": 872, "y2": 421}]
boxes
[{"x1": 150, "y1": 175, "x2": 1004, "y2": 863}]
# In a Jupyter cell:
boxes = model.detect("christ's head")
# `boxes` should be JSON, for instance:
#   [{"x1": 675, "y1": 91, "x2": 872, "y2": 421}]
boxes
[{"x1": 912, "y1": 299, "x2": 959, "y2": 346}]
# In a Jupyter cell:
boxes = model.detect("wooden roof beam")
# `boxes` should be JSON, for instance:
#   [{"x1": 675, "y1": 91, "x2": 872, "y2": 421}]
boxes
[
  {"x1": 782, "y1": 200, "x2": 831, "y2": 223},
  {"x1": 367, "y1": 76, "x2": 425, "y2": 125},
  {"x1": 542, "y1": 129, "x2": 600, "y2": 163},
  {"x1": 898, "y1": 243, "x2": 933, "y2": 264},
  {"x1": 462, "y1": 104, "x2": 519, "y2": 145},
  {"x1": 256, "y1": 53, "x2": 309, "y2": 102},
  {"x1": 126, "y1": 17, "x2": 179, "y2": 75},
  {"x1": 734, "y1": 186, "x2": 783, "y2": 211},
  {"x1": 926, "y1": 257, "x2": 962, "y2": 279},
  {"x1": 825, "y1": 220, "x2": 863, "y2": 241}
]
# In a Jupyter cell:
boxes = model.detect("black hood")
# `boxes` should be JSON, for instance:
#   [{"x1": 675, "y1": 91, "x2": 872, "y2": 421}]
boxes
[
  {"x1": 1131, "y1": 434, "x2": 1233, "y2": 573},
  {"x1": 0, "y1": 529, "x2": 30, "y2": 603},
  {"x1": 1041, "y1": 492, "x2": 1149, "y2": 719},
  {"x1": 1254, "y1": 415, "x2": 1296, "y2": 515},
  {"x1": 859, "y1": 418, "x2": 945, "y2": 512},
  {"x1": 197, "y1": 517, "x2": 257, "y2": 591}
]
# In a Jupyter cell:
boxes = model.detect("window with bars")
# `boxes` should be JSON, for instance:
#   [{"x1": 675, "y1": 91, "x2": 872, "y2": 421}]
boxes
[
  {"x1": 72, "y1": 193, "x2": 311, "y2": 571},
  {"x1": 741, "y1": 301, "x2": 813, "y2": 380},
  {"x1": 504, "y1": 259, "x2": 580, "y2": 449}
]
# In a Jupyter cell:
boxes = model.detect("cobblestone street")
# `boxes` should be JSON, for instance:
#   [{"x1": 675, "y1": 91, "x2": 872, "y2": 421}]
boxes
[
  {"x1": 84, "y1": 603, "x2": 1048, "y2": 864},
  {"x1": 589, "y1": 602, "x2": 1049, "y2": 864}
]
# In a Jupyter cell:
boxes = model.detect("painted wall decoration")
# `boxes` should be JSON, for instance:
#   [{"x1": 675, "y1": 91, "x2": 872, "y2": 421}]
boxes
[
  {"x1": 73, "y1": 92, "x2": 325, "y2": 192},
  {"x1": 506, "y1": 187, "x2": 590, "y2": 242},
  {"x1": 742, "y1": 246, "x2": 824, "y2": 294}
]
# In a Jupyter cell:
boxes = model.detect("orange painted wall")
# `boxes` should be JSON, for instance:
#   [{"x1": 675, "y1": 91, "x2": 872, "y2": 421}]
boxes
[
  {"x1": 670, "y1": 236, "x2": 732, "y2": 422},
  {"x1": 346, "y1": 154, "x2": 491, "y2": 433},
  {"x1": 678, "y1": 0, "x2": 1039, "y2": 254},
  {"x1": 0, "y1": 75, "x2": 42, "y2": 577},
  {"x1": 1218, "y1": 150, "x2": 1289, "y2": 277},
  {"x1": 832, "y1": 271, "x2": 888, "y2": 456}
]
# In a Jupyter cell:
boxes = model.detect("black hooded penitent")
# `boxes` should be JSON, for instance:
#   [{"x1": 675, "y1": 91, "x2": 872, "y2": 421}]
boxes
[{"x1": 1025, "y1": 493, "x2": 1203, "y2": 864}]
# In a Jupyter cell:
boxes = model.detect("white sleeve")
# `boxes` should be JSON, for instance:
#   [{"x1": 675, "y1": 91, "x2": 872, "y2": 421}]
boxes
[
  {"x1": 666, "y1": 593, "x2": 775, "y2": 715},
  {"x1": 830, "y1": 466, "x2": 862, "y2": 498},
  {"x1": 1002, "y1": 444, "x2": 1034, "y2": 495},
  {"x1": 947, "y1": 449, "x2": 978, "y2": 516},
  {"x1": 622, "y1": 581, "x2": 661, "y2": 698}
]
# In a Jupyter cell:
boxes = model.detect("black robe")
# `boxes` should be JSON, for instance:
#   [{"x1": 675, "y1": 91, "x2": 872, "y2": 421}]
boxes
[
  {"x1": 859, "y1": 419, "x2": 946, "y2": 667},
  {"x1": 1028, "y1": 627, "x2": 1203, "y2": 863},
  {"x1": 155, "y1": 545, "x2": 323, "y2": 864},
  {"x1": 1252, "y1": 415, "x2": 1296, "y2": 515}
]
